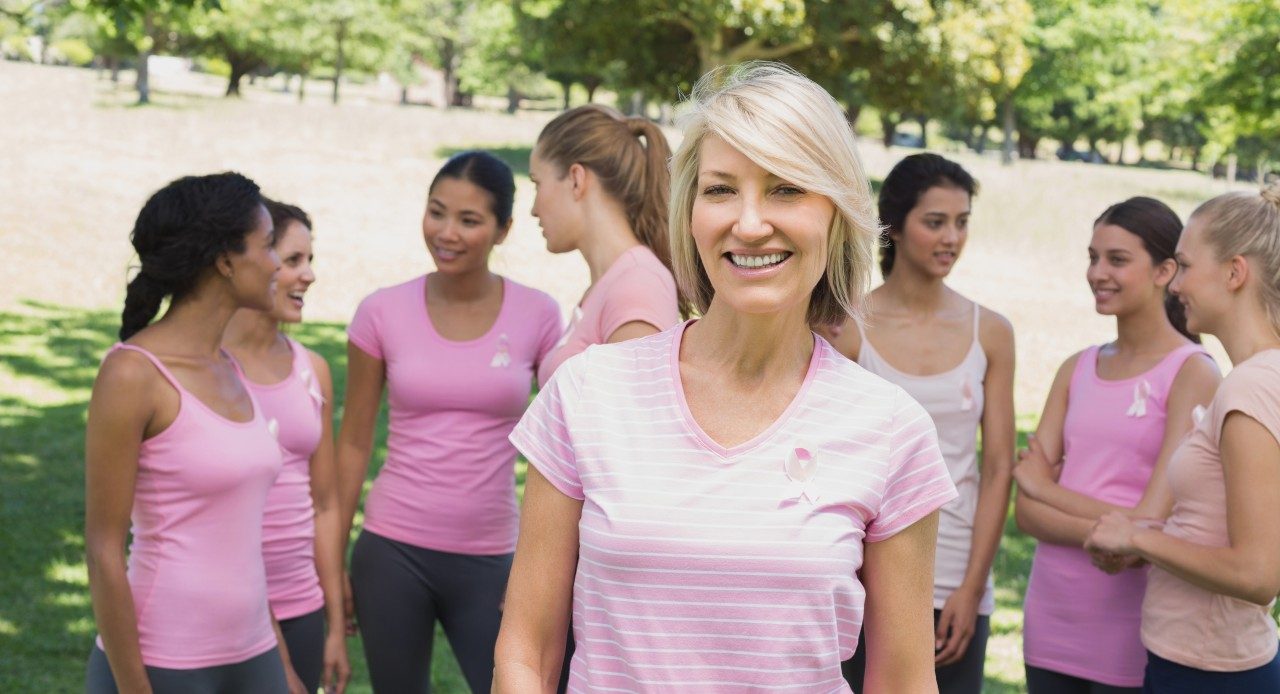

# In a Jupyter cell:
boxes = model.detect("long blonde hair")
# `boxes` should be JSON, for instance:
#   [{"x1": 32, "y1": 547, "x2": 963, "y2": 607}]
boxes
[{"x1": 1192, "y1": 180, "x2": 1280, "y2": 336}]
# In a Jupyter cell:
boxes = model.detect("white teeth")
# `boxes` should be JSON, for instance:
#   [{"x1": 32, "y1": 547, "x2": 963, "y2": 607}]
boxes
[{"x1": 729, "y1": 252, "x2": 788, "y2": 268}]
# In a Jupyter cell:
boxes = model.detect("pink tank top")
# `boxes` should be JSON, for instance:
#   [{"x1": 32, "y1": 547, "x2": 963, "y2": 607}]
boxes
[
  {"x1": 94, "y1": 344, "x2": 282, "y2": 669},
  {"x1": 1023, "y1": 342, "x2": 1208, "y2": 687},
  {"x1": 856, "y1": 301, "x2": 994, "y2": 614},
  {"x1": 245, "y1": 337, "x2": 325, "y2": 621}
]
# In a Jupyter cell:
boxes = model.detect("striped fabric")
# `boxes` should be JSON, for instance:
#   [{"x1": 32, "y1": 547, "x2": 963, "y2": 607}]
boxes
[{"x1": 510, "y1": 322, "x2": 957, "y2": 693}]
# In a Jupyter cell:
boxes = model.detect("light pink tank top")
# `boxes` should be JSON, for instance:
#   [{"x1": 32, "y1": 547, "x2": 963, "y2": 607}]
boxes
[
  {"x1": 856, "y1": 301, "x2": 993, "y2": 614},
  {"x1": 94, "y1": 344, "x2": 282, "y2": 669},
  {"x1": 1023, "y1": 342, "x2": 1208, "y2": 687},
  {"x1": 245, "y1": 337, "x2": 325, "y2": 621}
]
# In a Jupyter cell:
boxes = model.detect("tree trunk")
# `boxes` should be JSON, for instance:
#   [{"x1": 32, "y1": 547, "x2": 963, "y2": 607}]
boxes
[
  {"x1": 400, "y1": 86, "x2": 409, "y2": 105},
  {"x1": 506, "y1": 84, "x2": 520, "y2": 114},
  {"x1": 1117, "y1": 139, "x2": 1127, "y2": 165},
  {"x1": 226, "y1": 58, "x2": 252, "y2": 97},
  {"x1": 1000, "y1": 95, "x2": 1015, "y2": 165},
  {"x1": 916, "y1": 115, "x2": 928, "y2": 149},
  {"x1": 629, "y1": 91, "x2": 645, "y2": 117},
  {"x1": 584, "y1": 77, "x2": 601, "y2": 103},
  {"x1": 298, "y1": 73, "x2": 306, "y2": 102},
  {"x1": 440, "y1": 40, "x2": 457, "y2": 109},
  {"x1": 1226, "y1": 154, "x2": 1237, "y2": 184},
  {"x1": 975, "y1": 126, "x2": 989, "y2": 154},
  {"x1": 880, "y1": 114, "x2": 897, "y2": 149},
  {"x1": 109, "y1": 56, "x2": 121, "y2": 83},
  {"x1": 332, "y1": 18, "x2": 347, "y2": 105},
  {"x1": 136, "y1": 13, "x2": 154, "y2": 105},
  {"x1": 844, "y1": 103, "x2": 862, "y2": 129},
  {"x1": 560, "y1": 79, "x2": 572, "y2": 110}
]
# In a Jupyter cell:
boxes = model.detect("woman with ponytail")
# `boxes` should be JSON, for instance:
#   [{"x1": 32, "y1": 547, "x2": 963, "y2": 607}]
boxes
[
  {"x1": 1014, "y1": 197, "x2": 1221, "y2": 693},
  {"x1": 222, "y1": 200, "x2": 351, "y2": 694},
  {"x1": 84, "y1": 173, "x2": 305, "y2": 692},
  {"x1": 529, "y1": 104, "x2": 683, "y2": 387},
  {"x1": 1086, "y1": 183, "x2": 1280, "y2": 692}
]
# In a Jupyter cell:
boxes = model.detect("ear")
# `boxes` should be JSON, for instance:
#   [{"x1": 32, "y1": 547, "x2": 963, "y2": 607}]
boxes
[
  {"x1": 494, "y1": 218, "x2": 512, "y2": 246},
  {"x1": 568, "y1": 162, "x2": 588, "y2": 201},
  {"x1": 1227, "y1": 254, "x2": 1250, "y2": 292},
  {"x1": 1153, "y1": 257, "x2": 1177, "y2": 289},
  {"x1": 215, "y1": 252, "x2": 235, "y2": 280}
]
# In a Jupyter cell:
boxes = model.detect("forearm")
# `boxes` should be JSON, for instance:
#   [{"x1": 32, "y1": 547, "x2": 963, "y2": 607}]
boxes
[
  {"x1": 87, "y1": 550, "x2": 151, "y2": 693},
  {"x1": 493, "y1": 661, "x2": 557, "y2": 694},
  {"x1": 1015, "y1": 493, "x2": 1094, "y2": 546},
  {"x1": 334, "y1": 442, "x2": 371, "y2": 548},
  {"x1": 313, "y1": 503, "x2": 346, "y2": 631},
  {"x1": 960, "y1": 470, "x2": 1011, "y2": 593},
  {"x1": 271, "y1": 613, "x2": 295, "y2": 671},
  {"x1": 1036, "y1": 481, "x2": 1134, "y2": 520},
  {"x1": 1132, "y1": 529, "x2": 1279, "y2": 606}
]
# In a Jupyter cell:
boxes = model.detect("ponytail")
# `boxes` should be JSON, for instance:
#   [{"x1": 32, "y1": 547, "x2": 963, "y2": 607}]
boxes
[
  {"x1": 120, "y1": 272, "x2": 167, "y2": 340},
  {"x1": 537, "y1": 105, "x2": 689, "y2": 316}
]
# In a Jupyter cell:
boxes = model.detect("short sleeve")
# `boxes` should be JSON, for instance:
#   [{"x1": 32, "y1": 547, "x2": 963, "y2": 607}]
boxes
[
  {"x1": 598, "y1": 265, "x2": 678, "y2": 341},
  {"x1": 534, "y1": 293, "x2": 566, "y2": 369},
  {"x1": 865, "y1": 390, "x2": 958, "y2": 542},
  {"x1": 347, "y1": 292, "x2": 384, "y2": 360},
  {"x1": 510, "y1": 355, "x2": 585, "y2": 500},
  {"x1": 1211, "y1": 368, "x2": 1280, "y2": 449}
]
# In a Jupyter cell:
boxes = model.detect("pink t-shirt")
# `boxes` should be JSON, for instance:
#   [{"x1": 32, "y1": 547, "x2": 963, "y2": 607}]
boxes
[
  {"x1": 246, "y1": 337, "x2": 325, "y2": 621},
  {"x1": 1023, "y1": 343, "x2": 1208, "y2": 686},
  {"x1": 1142, "y1": 349, "x2": 1280, "y2": 672},
  {"x1": 536, "y1": 245, "x2": 679, "y2": 386},
  {"x1": 348, "y1": 275, "x2": 562, "y2": 555},
  {"x1": 510, "y1": 322, "x2": 958, "y2": 692},
  {"x1": 95, "y1": 345, "x2": 281, "y2": 668}
]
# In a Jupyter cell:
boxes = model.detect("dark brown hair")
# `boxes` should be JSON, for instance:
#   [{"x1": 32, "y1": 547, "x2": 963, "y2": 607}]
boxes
[{"x1": 1095, "y1": 196, "x2": 1198, "y2": 342}]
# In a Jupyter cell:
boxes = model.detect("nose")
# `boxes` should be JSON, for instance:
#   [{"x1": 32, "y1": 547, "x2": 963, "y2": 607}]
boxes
[
  {"x1": 941, "y1": 223, "x2": 961, "y2": 245},
  {"x1": 1086, "y1": 259, "x2": 1105, "y2": 284},
  {"x1": 300, "y1": 262, "x2": 316, "y2": 285},
  {"x1": 732, "y1": 197, "x2": 772, "y2": 242}
]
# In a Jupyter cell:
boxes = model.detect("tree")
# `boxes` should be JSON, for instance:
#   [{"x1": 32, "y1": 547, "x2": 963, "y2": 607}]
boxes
[{"x1": 81, "y1": 0, "x2": 208, "y2": 104}]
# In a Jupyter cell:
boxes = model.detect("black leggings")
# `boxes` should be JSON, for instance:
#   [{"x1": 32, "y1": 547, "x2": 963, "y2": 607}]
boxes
[
  {"x1": 350, "y1": 530, "x2": 512, "y2": 694},
  {"x1": 842, "y1": 609, "x2": 990, "y2": 694},
  {"x1": 279, "y1": 607, "x2": 325, "y2": 693},
  {"x1": 85, "y1": 644, "x2": 286, "y2": 694},
  {"x1": 1026, "y1": 664, "x2": 1142, "y2": 694}
]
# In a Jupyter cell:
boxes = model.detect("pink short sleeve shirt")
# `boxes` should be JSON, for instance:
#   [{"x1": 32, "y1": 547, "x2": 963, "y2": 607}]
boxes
[{"x1": 510, "y1": 322, "x2": 957, "y2": 692}]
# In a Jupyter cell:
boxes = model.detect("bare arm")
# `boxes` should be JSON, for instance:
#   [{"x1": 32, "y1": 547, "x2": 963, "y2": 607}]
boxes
[
  {"x1": 1013, "y1": 353, "x2": 1077, "y2": 543},
  {"x1": 493, "y1": 467, "x2": 583, "y2": 693},
  {"x1": 605, "y1": 320, "x2": 660, "y2": 344},
  {"x1": 84, "y1": 352, "x2": 157, "y2": 694},
  {"x1": 822, "y1": 315, "x2": 862, "y2": 362},
  {"x1": 936, "y1": 312, "x2": 1015, "y2": 666},
  {"x1": 1089, "y1": 412, "x2": 1280, "y2": 605},
  {"x1": 334, "y1": 342, "x2": 385, "y2": 549},
  {"x1": 306, "y1": 352, "x2": 350, "y2": 693},
  {"x1": 861, "y1": 512, "x2": 942, "y2": 694}
]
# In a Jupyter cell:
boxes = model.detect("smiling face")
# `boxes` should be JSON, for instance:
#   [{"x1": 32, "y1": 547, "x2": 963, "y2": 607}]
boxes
[
  {"x1": 1170, "y1": 215, "x2": 1233, "y2": 336},
  {"x1": 226, "y1": 204, "x2": 280, "y2": 312},
  {"x1": 422, "y1": 176, "x2": 509, "y2": 275},
  {"x1": 892, "y1": 185, "x2": 970, "y2": 278},
  {"x1": 1087, "y1": 222, "x2": 1173, "y2": 318},
  {"x1": 529, "y1": 148, "x2": 581, "y2": 254},
  {"x1": 689, "y1": 134, "x2": 834, "y2": 318},
  {"x1": 266, "y1": 220, "x2": 314, "y2": 324}
]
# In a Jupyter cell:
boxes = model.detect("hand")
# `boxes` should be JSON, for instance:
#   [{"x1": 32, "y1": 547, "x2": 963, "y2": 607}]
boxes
[
  {"x1": 323, "y1": 629, "x2": 351, "y2": 694},
  {"x1": 1088, "y1": 546, "x2": 1146, "y2": 574},
  {"x1": 285, "y1": 664, "x2": 307, "y2": 694},
  {"x1": 1013, "y1": 437, "x2": 1057, "y2": 499},
  {"x1": 342, "y1": 571, "x2": 357, "y2": 636},
  {"x1": 1085, "y1": 511, "x2": 1142, "y2": 556},
  {"x1": 934, "y1": 588, "x2": 980, "y2": 667}
]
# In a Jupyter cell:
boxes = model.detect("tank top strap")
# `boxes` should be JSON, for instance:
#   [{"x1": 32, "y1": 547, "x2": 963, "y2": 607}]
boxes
[
  {"x1": 285, "y1": 336, "x2": 309, "y2": 377},
  {"x1": 970, "y1": 300, "x2": 981, "y2": 345},
  {"x1": 851, "y1": 317, "x2": 882, "y2": 367},
  {"x1": 1069, "y1": 344, "x2": 1103, "y2": 390},
  {"x1": 1152, "y1": 342, "x2": 1213, "y2": 386},
  {"x1": 108, "y1": 343, "x2": 184, "y2": 393}
]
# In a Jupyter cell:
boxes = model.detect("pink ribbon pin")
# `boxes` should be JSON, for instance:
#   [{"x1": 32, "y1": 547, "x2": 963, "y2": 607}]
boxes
[{"x1": 784, "y1": 447, "x2": 821, "y2": 504}]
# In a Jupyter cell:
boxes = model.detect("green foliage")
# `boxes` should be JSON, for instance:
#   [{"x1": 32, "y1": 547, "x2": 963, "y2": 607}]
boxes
[{"x1": 49, "y1": 36, "x2": 91, "y2": 64}]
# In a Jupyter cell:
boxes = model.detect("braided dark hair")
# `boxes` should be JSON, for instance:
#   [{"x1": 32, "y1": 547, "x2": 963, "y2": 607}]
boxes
[
  {"x1": 120, "y1": 172, "x2": 264, "y2": 340},
  {"x1": 1095, "y1": 197, "x2": 1199, "y2": 343},
  {"x1": 878, "y1": 153, "x2": 978, "y2": 276}
]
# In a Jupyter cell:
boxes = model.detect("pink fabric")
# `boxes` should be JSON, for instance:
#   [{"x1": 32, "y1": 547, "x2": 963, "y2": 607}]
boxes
[
  {"x1": 510, "y1": 322, "x2": 957, "y2": 692},
  {"x1": 347, "y1": 275, "x2": 562, "y2": 554},
  {"x1": 94, "y1": 344, "x2": 281, "y2": 668},
  {"x1": 1142, "y1": 349, "x2": 1280, "y2": 671},
  {"x1": 1023, "y1": 343, "x2": 1208, "y2": 686},
  {"x1": 246, "y1": 337, "x2": 325, "y2": 620},
  {"x1": 536, "y1": 245, "x2": 679, "y2": 387}
]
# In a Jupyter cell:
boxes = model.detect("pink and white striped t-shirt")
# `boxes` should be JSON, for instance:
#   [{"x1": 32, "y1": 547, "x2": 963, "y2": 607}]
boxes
[{"x1": 510, "y1": 321, "x2": 957, "y2": 693}]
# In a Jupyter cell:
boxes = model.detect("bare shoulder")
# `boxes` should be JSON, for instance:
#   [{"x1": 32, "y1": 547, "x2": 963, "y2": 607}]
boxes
[
  {"x1": 305, "y1": 347, "x2": 334, "y2": 389},
  {"x1": 976, "y1": 304, "x2": 1015, "y2": 345},
  {"x1": 1172, "y1": 348, "x2": 1223, "y2": 392},
  {"x1": 95, "y1": 348, "x2": 161, "y2": 392}
]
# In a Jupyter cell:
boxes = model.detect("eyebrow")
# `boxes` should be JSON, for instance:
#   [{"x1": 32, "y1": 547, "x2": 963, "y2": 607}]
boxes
[{"x1": 698, "y1": 170, "x2": 735, "y2": 181}]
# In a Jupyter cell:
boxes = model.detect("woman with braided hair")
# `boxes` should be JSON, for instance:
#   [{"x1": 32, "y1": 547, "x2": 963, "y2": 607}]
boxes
[{"x1": 84, "y1": 172, "x2": 305, "y2": 693}]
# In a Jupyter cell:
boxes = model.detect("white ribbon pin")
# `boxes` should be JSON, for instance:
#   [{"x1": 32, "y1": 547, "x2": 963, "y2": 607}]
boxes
[
  {"x1": 1126, "y1": 379, "x2": 1152, "y2": 418},
  {"x1": 960, "y1": 380, "x2": 975, "y2": 412},
  {"x1": 784, "y1": 447, "x2": 821, "y2": 504},
  {"x1": 298, "y1": 365, "x2": 325, "y2": 408},
  {"x1": 490, "y1": 333, "x2": 511, "y2": 368}
]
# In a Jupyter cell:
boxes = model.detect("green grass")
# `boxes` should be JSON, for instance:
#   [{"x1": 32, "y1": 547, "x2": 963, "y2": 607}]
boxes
[{"x1": 0, "y1": 301, "x2": 1031, "y2": 692}]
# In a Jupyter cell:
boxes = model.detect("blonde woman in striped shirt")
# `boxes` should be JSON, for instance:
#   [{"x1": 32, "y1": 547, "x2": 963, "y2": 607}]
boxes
[{"x1": 495, "y1": 62, "x2": 958, "y2": 693}]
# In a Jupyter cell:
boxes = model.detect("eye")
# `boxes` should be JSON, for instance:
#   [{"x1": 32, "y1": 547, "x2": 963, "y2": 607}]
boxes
[
  {"x1": 773, "y1": 184, "x2": 805, "y2": 197},
  {"x1": 428, "y1": 209, "x2": 444, "y2": 219},
  {"x1": 700, "y1": 184, "x2": 734, "y2": 197}
]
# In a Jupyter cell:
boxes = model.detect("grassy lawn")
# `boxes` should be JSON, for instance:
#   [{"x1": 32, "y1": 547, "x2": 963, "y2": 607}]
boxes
[{"x1": 1, "y1": 301, "x2": 1030, "y2": 692}]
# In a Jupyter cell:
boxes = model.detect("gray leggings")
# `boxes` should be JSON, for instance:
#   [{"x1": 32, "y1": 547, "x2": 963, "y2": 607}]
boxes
[
  {"x1": 85, "y1": 644, "x2": 286, "y2": 694},
  {"x1": 350, "y1": 530, "x2": 512, "y2": 694}
]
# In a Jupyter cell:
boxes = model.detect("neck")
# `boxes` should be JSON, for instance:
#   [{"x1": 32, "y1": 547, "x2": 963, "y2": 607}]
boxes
[
  {"x1": 152, "y1": 286, "x2": 241, "y2": 357},
  {"x1": 1113, "y1": 299, "x2": 1181, "y2": 354},
  {"x1": 223, "y1": 308, "x2": 284, "y2": 354},
  {"x1": 684, "y1": 299, "x2": 813, "y2": 382},
  {"x1": 579, "y1": 200, "x2": 640, "y2": 284},
  {"x1": 880, "y1": 265, "x2": 948, "y2": 314},
  {"x1": 1214, "y1": 304, "x2": 1280, "y2": 365},
  {"x1": 429, "y1": 268, "x2": 499, "y2": 303}
]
